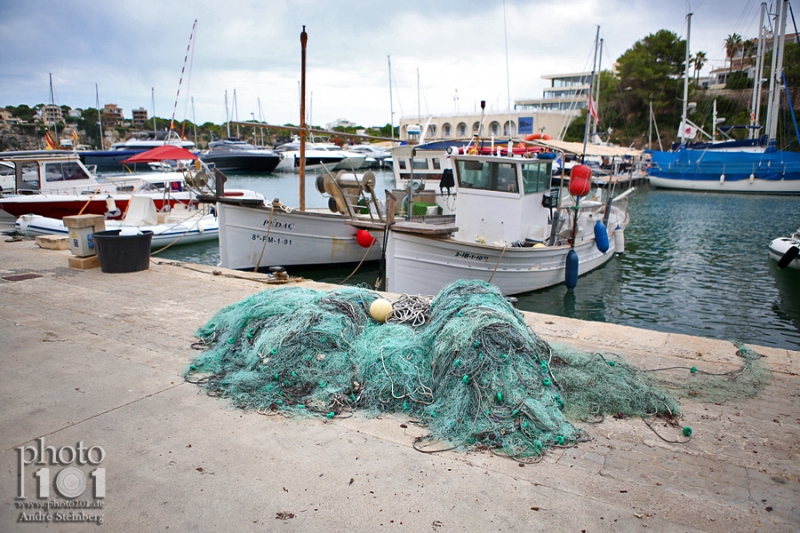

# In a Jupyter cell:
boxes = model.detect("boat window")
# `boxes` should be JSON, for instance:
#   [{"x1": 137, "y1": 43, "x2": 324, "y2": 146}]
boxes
[
  {"x1": 398, "y1": 160, "x2": 407, "y2": 170},
  {"x1": 432, "y1": 158, "x2": 441, "y2": 170},
  {"x1": 457, "y1": 160, "x2": 518, "y2": 193},
  {"x1": 521, "y1": 162, "x2": 552, "y2": 194},
  {"x1": 44, "y1": 162, "x2": 88, "y2": 182},
  {"x1": 20, "y1": 162, "x2": 39, "y2": 189},
  {"x1": 411, "y1": 158, "x2": 428, "y2": 170}
]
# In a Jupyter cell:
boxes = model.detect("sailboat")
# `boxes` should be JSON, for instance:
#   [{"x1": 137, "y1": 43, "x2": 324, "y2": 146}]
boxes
[{"x1": 646, "y1": 1, "x2": 800, "y2": 194}]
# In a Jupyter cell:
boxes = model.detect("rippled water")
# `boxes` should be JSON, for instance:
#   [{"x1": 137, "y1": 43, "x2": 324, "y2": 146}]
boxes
[{"x1": 159, "y1": 175, "x2": 800, "y2": 350}]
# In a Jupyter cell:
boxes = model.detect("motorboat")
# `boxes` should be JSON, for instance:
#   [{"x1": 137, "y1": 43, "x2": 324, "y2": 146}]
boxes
[
  {"x1": 272, "y1": 139, "x2": 366, "y2": 172},
  {"x1": 273, "y1": 140, "x2": 345, "y2": 172},
  {"x1": 348, "y1": 144, "x2": 392, "y2": 168},
  {"x1": 358, "y1": 151, "x2": 633, "y2": 296},
  {"x1": 200, "y1": 138, "x2": 282, "y2": 173},
  {"x1": 16, "y1": 196, "x2": 219, "y2": 249},
  {"x1": 0, "y1": 149, "x2": 263, "y2": 230},
  {"x1": 79, "y1": 130, "x2": 196, "y2": 171},
  {"x1": 768, "y1": 228, "x2": 800, "y2": 269}
]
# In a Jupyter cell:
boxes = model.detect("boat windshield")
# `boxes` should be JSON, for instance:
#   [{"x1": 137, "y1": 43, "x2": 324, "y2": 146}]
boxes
[
  {"x1": 457, "y1": 160, "x2": 518, "y2": 193},
  {"x1": 43, "y1": 162, "x2": 89, "y2": 182},
  {"x1": 520, "y1": 161, "x2": 551, "y2": 194}
]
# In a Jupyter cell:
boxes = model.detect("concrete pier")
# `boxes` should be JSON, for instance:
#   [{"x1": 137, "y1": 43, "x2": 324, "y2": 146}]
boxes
[{"x1": 1, "y1": 238, "x2": 798, "y2": 532}]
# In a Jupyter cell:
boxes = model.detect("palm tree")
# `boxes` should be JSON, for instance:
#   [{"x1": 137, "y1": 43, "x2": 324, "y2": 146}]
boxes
[
  {"x1": 692, "y1": 51, "x2": 707, "y2": 85},
  {"x1": 725, "y1": 33, "x2": 743, "y2": 77}
]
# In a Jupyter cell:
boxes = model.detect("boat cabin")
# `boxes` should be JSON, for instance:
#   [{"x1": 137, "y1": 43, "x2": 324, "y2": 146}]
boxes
[
  {"x1": 0, "y1": 152, "x2": 102, "y2": 195},
  {"x1": 453, "y1": 155, "x2": 554, "y2": 245}
]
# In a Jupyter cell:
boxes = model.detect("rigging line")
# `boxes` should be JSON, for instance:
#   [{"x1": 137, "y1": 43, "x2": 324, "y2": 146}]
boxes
[
  {"x1": 181, "y1": 21, "x2": 198, "y2": 137},
  {"x1": 170, "y1": 19, "x2": 198, "y2": 134}
]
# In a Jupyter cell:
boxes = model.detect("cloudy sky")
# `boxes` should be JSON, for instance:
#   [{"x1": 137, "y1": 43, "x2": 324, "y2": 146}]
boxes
[{"x1": 0, "y1": 0, "x2": 772, "y2": 129}]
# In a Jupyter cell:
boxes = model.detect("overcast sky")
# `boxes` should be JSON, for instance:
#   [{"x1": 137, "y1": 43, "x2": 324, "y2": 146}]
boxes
[{"x1": 0, "y1": 0, "x2": 775, "y2": 129}]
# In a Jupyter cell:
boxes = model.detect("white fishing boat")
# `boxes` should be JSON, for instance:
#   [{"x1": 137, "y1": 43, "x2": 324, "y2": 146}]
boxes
[
  {"x1": 768, "y1": 228, "x2": 800, "y2": 269},
  {"x1": 366, "y1": 152, "x2": 632, "y2": 296},
  {"x1": 16, "y1": 196, "x2": 219, "y2": 249}
]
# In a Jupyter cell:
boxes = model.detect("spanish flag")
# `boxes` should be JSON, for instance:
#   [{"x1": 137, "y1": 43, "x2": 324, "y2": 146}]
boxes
[
  {"x1": 44, "y1": 131, "x2": 56, "y2": 150},
  {"x1": 72, "y1": 130, "x2": 79, "y2": 142}
]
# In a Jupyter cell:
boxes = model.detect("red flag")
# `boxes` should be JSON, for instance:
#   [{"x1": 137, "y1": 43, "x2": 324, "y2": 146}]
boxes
[{"x1": 587, "y1": 94, "x2": 599, "y2": 124}]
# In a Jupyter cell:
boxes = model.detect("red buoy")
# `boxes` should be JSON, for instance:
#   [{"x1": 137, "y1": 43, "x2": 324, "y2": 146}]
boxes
[
  {"x1": 569, "y1": 164, "x2": 592, "y2": 197},
  {"x1": 356, "y1": 229, "x2": 376, "y2": 248}
]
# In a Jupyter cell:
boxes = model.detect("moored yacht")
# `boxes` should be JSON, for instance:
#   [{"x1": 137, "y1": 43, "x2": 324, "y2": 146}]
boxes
[{"x1": 200, "y1": 138, "x2": 282, "y2": 173}]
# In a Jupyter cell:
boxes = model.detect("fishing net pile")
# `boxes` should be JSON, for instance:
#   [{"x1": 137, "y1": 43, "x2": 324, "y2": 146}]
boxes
[{"x1": 186, "y1": 280, "x2": 768, "y2": 460}]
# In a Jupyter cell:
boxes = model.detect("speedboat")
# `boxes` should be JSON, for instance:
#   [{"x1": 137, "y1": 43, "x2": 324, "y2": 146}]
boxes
[
  {"x1": 79, "y1": 130, "x2": 196, "y2": 171},
  {"x1": 200, "y1": 138, "x2": 282, "y2": 173},
  {"x1": 349, "y1": 144, "x2": 392, "y2": 168},
  {"x1": 273, "y1": 140, "x2": 346, "y2": 172},
  {"x1": 16, "y1": 196, "x2": 219, "y2": 249},
  {"x1": 768, "y1": 228, "x2": 800, "y2": 269},
  {"x1": 0, "y1": 150, "x2": 263, "y2": 229}
]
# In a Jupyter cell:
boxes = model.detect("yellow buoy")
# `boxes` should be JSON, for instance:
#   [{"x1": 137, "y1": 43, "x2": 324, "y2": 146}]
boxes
[{"x1": 369, "y1": 298, "x2": 393, "y2": 322}]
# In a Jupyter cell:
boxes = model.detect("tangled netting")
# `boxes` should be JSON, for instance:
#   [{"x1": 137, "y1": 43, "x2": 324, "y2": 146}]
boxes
[{"x1": 186, "y1": 280, "x2": 769, "y2": 460}]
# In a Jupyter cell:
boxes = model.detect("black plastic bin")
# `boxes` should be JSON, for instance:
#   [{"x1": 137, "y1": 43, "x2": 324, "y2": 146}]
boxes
[{"x1": 92, "y1": 230, "x2": 153, "y2": 273}]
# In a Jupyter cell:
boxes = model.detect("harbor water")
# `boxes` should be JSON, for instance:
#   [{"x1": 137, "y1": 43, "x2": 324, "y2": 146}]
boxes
[{"x1": 155, "y1": 170, "x2": 800, "y2": 350}]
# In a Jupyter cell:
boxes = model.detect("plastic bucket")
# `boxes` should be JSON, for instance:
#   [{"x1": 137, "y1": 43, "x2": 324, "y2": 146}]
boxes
[{"x1": 93, "y1": 230, "x2": 153, "y2": 273}]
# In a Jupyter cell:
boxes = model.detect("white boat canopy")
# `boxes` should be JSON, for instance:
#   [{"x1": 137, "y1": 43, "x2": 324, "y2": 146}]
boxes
[{"x1": 532, "y1": 139, "x2": 643, "y2": 158}]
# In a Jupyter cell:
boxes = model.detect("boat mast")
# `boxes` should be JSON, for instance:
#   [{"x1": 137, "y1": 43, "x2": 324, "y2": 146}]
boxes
[
  {"x1": 766, "y1": 0, "x2": 788, "y2": 142},
  {"x1": 191, "y1": 96, "x2": 198, "y2": 145},
  {"x1": 95, "y1": 83, "x2": 104, "y2": 149},
  {"x1": 49, "y1": 73, "x2": 59, "y2": 140},
  {"x1": 592, "y1": 38, "x2": 603, "y2": 140},
  {"x1": 680, "y1": 13, "x2": 692, "y2": 147},
  {"x1": 224, "y1": 90, "x2": 231, "y2": 138},
  {"x1": 750, "y1": 2, "x2": 767, "y2": 139},
  {"x1": 388, "y1": 55, "x2": 395, "y2": 140},
  {"x1": 299, "y1": 25, "x2": 307, "y2": 212},
  {"x1": 581, "y1": 26, "x2": 600, "y2": 162},
  {"x1": 503, "y1": 0, "x2": 512, "y2": 137},
  {"x1": 233, "y1": 89, "x2": 240, "y2": 138},
  {"x1": 151, "y1": 87, "x2": 156, "y2": 132}
]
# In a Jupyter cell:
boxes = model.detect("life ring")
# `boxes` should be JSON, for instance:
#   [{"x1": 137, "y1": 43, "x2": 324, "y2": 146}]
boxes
[{"x1": 524, "y1": 133, "x2": 543, "y2": 141}]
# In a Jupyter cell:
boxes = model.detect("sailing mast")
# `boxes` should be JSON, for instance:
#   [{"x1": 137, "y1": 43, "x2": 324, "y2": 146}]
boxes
[
  {"x1": 151, "y1": 88, "x2": 156, "y2": 132},
  {"x1": 592, "y1": 38, "x2": 604, "y2": 140},
  {"x1": 224, "y1": 90, "x2": 231, "y2": 138},
  {"x1": 388, "y1": 55, "x2": 395, "y2": 140},
  {"x1": 581, "y1": 26, "x2": 600, "y2": 162},
  {"x1": 95, "y1": 84, "x2": 104, "y2": 149},
  {"x1": 680, "y1": 13, "x2": 692, "y2": 146},
  {"x1": 750, "y1": 2, "x2": 767, "y2": 139},
  {"x1": 49, "y1": 73, "x2": 59, "y2": 141},
  {"x1": 299, "y1": 25, "x2": 307, "y2": 212},
  {"x1": 765, "y1": 0, "x2": 788, "y2": 142}
]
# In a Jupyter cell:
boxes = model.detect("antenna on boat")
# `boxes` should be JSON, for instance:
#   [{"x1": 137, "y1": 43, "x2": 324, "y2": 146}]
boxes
[
  {"x1": 299, "y1": 25, "x2": 308, "y2": 212},
  {"x1": 224, "y1": 90, "x2": 231, "y2": 138}
]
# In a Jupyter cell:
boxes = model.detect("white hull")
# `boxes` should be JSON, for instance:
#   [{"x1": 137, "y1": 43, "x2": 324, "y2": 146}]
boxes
[
  {"x1": 16, "y1": 214, "x2": 218, "y2": 249},
  {"x1": 386, "y1": 230, "x2": 618, "y2": 296},
  {"x1": 217, "y1": 202, "x2": 383, "y2": 270},
  {"x1": 649, "y1": 176, "x2": 800, "y2": 194},
  {"x1": 768, "y1": 234, "x2": 800, "y2": 269}
]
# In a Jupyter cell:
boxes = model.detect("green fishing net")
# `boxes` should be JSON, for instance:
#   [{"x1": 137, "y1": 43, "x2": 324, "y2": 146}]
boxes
[{"x1": 185, "y1": 280, "x2": 769, "y2": 459}]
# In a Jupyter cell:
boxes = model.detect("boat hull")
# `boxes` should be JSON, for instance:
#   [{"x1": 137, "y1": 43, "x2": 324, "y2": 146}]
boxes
[
  {"x1": 768, "y1": 236, "x2": 800, "y2": 269},
  {"x1": 16, "y1": 214, "x2": 218, "y2": 249},
  {"x1": 647, "y1": 148, "x2": 800, "y2": 194},
  {"x1": 0, "y1": 194, "x2": 197, "y2": 220},
  {"x1": 217, "y1": 202, "x2": 383, "y2": 270},
  {"x1": 200, "y1": 153, "x2": 281, "y2": 173},
  {"x1": 386, "y1": 230, "x2": 617, "y2": 296}
]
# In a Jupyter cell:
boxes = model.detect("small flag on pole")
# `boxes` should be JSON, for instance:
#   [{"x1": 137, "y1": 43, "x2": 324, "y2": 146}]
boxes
[
  {"x1": 44, "y1": 131, "x2": 56, "y2": 150},
  {"x1": 72, "y1": 130, "x2": 79, "y2": 142},
  {"x1": 587, "y1": 94, "x2": 599, "y2": 123}
]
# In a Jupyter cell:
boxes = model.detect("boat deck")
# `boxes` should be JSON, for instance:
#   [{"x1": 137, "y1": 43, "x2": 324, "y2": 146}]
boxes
[{"x1": 1, "y1": 238, "x2": 798, "y2": 532}]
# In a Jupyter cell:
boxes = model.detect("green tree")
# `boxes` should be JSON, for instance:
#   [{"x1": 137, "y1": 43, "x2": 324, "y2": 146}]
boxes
[
  {"x1": 725, "y1": 33, "x2": 743, "y2": 76},
  {"x1": 691, "y1": 51, "x2": 707, "y2": 84}
]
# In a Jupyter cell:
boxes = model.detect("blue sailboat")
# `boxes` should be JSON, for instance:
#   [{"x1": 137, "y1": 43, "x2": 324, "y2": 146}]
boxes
[{"x1": 647, "y1": 1, "x2": 800, "y2": 194}]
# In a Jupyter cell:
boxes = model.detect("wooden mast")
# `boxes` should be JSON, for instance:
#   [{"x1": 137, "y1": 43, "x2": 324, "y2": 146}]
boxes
[{"x1": 299, "y1": 25, "x2": 307, "y2": 212}]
